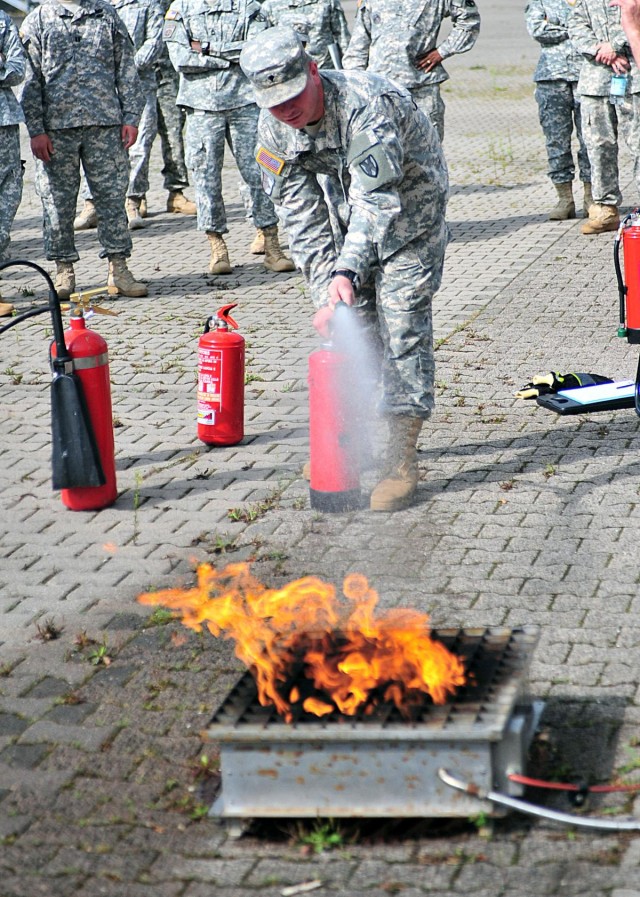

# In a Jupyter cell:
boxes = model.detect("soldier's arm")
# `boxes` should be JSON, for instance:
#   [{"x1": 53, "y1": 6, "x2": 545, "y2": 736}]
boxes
[
  {"x1": 341, "y1": 1, "x2": 371, "y2": 71},
  {"x1": 330, "y1": 0, "x2": 351, "y2": 55},
  {"x1": 567, "y1": 0, "x2": 600, "y2": 57},
  {"x1": 164, "y1": 4, "x2": 231, "y2": 70},
  {"x1": 0, "y1": 15, "x2": 26, "y2": 88},
  {"x1": 438, "y1": 0, "x2": 480, "y2": 59},
  {"x1": 112, "y1": 12, "x2": 145, "y2": 124},
  {"x1": 334, "y1": 98, "x2": 415, "y2": 287},
  {"x1": 611, "y1": 0, "x2": 640, "y2": 65},
  {"x1": 134, "y1": 1, "x2": 165, "y2": 71},
  {"x1": 525, "y1": 0, "x2": 570, "y2": 46},
  {"x1": 256, "y1": 141, "x2": 337, "y2": 308},
  {"x1": 18, "y1": 20, "x2": 46, "y2": 138}
]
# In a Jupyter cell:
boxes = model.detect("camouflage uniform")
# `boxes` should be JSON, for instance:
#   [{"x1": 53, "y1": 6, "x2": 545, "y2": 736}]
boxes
[
  {"x1": 111, "y1": 0, "x2": 164, "y2": 198},
  {"x1": 155, "y1": 0, "x2": 189, "y2": 193},
  {"x1": 342, "y1": 0, "x2": 480, "y2": 143},
  {"x1": 163, "y1": 0, "x2": 277, "y2": 234},
  {"x1": 260, "y1": 0, "x2": 350, "y2": 69},
  {"x1": 82, "y1": 0, "x2": 164, "y2": 202},
  {"x1": 253, "y1": 68, "x2": 449, "y2": 418},
  {"x1": 19, "y1": 0, "x2": 145, "y2": 261},
  {"x1": 568, "y1": 0, "x2": 640, "y2": 207},
  {"x1": 0, "y1": 10, "x2": 25, "y2": 265},
  {"x1": 526, "y1": 0, "x2": 590, "y2": 185}
]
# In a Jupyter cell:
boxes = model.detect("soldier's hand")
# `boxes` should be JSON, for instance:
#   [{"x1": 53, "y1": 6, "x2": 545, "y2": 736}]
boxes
[
  {"x1": 595, "y1": 41, "x2": 617, "y2": 64},
  {"x1": 328, "y1": 274, "x2": 355, "y2": 307},
  {"x1": 611, "y1": 53, "x2": 631, "y2": 72},
  {"x1": 30, "y1": 133, "x2": 54, "y2": 163},
  {"x1": 121, "y1": 125, "x2": 138, "y2": 150},
  {"x1": 416, "y1": 49, "x2": 443, "y2": 72},
  {"x1": 313, "y1": 306, "x2": 334, "y2": 338}
]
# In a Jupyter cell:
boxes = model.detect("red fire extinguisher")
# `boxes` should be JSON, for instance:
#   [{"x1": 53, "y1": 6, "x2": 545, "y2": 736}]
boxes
[
  {"x1": 52, "y1": 311, "x2": 118, "y2": 511},
  {"x1": 308, "y1": 332, "x2": 361, "y2": 513},
  {"x1": 197, "y1": 303, "x2": 245, "y2": 446},
  {"x1": 615, "y1": 211, "x2": 640, "y2": 343}
]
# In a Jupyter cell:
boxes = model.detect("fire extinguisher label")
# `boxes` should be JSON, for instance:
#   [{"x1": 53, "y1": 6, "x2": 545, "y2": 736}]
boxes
[{"x1": 197, "y1": 345, "x2": 223, "y2": 425}]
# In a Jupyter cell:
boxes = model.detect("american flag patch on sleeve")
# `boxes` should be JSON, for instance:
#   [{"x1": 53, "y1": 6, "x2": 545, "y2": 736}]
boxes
[{"x1": 256, "y1": 147, "x2": 285, "y2": 176}]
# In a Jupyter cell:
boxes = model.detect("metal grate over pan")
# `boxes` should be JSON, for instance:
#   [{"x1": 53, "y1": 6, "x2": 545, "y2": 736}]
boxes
[{"x1": 208, "y1": 626, "x2": 540, "y2": 742}]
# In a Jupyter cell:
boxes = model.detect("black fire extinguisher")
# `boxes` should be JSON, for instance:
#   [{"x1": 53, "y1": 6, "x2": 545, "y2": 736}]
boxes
[
  {"x1": 197, "y1": 302, "x2": 245, "y2": 445},
  {"x1": 0, "y1": 259, "x2": 117, "y2": 510},
  {"x1": 613, "y1": 210, "x2": 640, "y2": 416}
]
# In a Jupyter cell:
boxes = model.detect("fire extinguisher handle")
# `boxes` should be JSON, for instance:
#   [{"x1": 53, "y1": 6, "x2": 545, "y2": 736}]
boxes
[{"x1": 217, "y1": 303, "x2": 239, "y2": 330}]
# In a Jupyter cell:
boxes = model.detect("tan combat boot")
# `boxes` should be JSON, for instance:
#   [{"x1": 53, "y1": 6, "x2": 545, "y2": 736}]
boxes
[
  {"x1": 167, "y1": 190, "x2": 197, "y2": 215},
  {"x1": 139, "y1": 195, "x2": 148, "y2": 218},
  {"x1": 54, "y1": 261, "x2": 75, "y2": 300},
  {"x1": 262, "y1": 225, "x2": 295, "y2": 272},
  {"x1": 370, "y1": 416, "x2": 423, "y2": 512},
  {"x1": 250, "y1": 229, "x2": 265, "y2": 254},
  {"x1": 548, "y1": 182, "x2": 575, "y2": 220},
  {"x1": 107, "y1": 256, "x2": 148, "y2": 297},
  {"x1": 73, "y1": 200, "x2": 97, "y2": 231},
  {"x1": 581, "y1": 203, "x2": 619, "y2": 235},
  {"x1": 207, "y1": 232, "x2": 232, "y2": 274},
  {"x1": 126, "y1": 197, "x2": 147, "y2": 231},
  {"x1": 582, "y1": 182, "x2": 593, "y2": 217},
  {"x1": 0, "y1": 291, "x2": 14, "y2": 317}
]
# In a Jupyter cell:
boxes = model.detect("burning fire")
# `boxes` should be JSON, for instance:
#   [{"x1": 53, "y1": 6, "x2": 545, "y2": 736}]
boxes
[{"x1": 138, "y1": 563, "x2": 466, "y2": 722}]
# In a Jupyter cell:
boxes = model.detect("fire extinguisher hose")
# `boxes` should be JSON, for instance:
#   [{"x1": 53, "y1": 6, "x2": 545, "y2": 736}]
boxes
[
  {"x1": 614, "y1": 221, "x2": 628, "y2": 337},
  {"x1": 438, "y1": 768, "x2": 640, "y2": 831}
]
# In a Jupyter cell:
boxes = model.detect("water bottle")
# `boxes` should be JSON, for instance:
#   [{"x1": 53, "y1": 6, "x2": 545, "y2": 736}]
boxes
[{"x1": 610, "y1": 73, "x2": 628, "y2": 105}]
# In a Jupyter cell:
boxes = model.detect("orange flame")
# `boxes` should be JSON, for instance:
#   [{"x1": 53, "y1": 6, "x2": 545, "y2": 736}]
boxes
[{"x1": 138, "y1": 563, "x2": 465, "y2": 722}]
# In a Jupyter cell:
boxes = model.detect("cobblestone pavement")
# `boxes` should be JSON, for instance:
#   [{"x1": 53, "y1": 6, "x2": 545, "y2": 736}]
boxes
[{"x1": 3, "y1": 2, "x2": 640, "y2": 895}]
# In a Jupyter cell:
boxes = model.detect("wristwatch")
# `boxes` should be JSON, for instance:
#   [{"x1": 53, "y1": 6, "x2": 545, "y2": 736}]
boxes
[
  {"x1": 331, "y1": 269, "x2": 361, "y2": 292},
  {"x1": 200, "y1": 41, "x2": 210, "y2": 56}
]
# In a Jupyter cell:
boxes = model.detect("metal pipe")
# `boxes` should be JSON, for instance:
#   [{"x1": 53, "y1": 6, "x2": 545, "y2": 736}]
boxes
[{"x1": 438, "y1": 768, "x2": 640, "y2": 831}]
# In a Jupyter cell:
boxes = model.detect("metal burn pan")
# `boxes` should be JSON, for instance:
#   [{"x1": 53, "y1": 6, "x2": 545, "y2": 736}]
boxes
[{"x1": 204, "y1": 626, "x2": 542, "y2": 819}]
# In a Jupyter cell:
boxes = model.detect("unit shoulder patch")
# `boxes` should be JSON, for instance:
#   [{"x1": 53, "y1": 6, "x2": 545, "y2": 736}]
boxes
[{"x1": 256, "y1": 146, "x2": 286, "y2": 176}]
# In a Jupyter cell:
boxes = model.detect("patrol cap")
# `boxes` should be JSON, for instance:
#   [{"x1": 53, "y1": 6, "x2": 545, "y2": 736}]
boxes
[{"x1": 240, "y1": 26, "x2": 311, "y2": 109}]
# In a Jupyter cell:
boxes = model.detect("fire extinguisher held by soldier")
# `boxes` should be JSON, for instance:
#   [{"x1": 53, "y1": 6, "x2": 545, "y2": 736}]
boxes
[{"x1": 239, "y1": 26, "x2": 449, "y2": 513}]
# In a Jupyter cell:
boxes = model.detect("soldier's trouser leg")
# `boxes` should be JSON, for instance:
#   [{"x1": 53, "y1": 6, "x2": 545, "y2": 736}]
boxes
[
  {"x1": 81, "y1": 126, "x2": 132, "y2": 259},
  {"x1": 156, "y1": 61, "x2": 189, "y2": 193},
  {"x1": 535, "y1": 80, "x2": 577, "y2": 184},
  {"x1": 128, "y1": 85, "x2": 159, "y2": 198},
  {"x1": 373, "y1": 223, "x2": 448, "y2": 418},
  {"x1": 572, "y1": 83, "x2": 591, "y2": 183},
  {"x1": 185, "y1": 111, "x2": 227, "y2": 234},
  {"x1": 35, "y1": 128, "x2": 83, "y2": 262},
  {"x1": 226, "y1": 104, "x2": 278, "y2": 230},
  {"x1": 580, "y1": 96, "x2": 622, "y2": 206},
  {"x1": 411, "y1": 85, "x2": 445, "y2": 143},
  {"x1": 0, "y1": 126, "x2": 23, "y2": 263}
]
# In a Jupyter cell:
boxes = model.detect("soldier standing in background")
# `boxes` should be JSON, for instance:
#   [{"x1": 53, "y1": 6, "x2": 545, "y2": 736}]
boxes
[
  {"x1": 260, "y1": 0, "x2": 350, "y2": 69},
  {"x1": 0, "y1": 9, "x2": 25, "y2": 318},
  {"x1": 342, "y1": 0, "x2": 480, "y2": 143},
  {"x1": 568, "y1": 0, "x2": 640, "y2": 234},
  {"x1": 526, "y1": 0, "x2": 592, "y2": 220},
  {"x1": 163, "y1": 0, "x2": 294, "y2": 274},
  {"x1": 241, "y1": 27, "x2": 449, "y2": 512},
  {"x1": 151, "y1": 0, "x2": 196, "y2": 218},
  {"x1": 20, "y1": 0, "x2": 148, "y2": 298},
  {"x1": 74, "y1": 0, "x2": 165, "y2": 231}
]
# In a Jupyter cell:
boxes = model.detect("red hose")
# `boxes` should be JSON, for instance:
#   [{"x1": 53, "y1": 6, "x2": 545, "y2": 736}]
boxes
[{"x1": 508, "y1": 773, "x2": 640, "y2": 793}]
